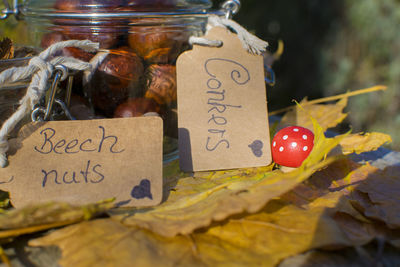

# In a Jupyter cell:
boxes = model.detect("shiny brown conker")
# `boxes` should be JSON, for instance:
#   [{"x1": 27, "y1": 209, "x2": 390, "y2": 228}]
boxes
[
  {"x1": 40, "y1": 31, "x2": 95, "y2": 62},
  {"x1": 145, "y1": 64, "x2": 177, "y2": 106},
  {"x1": 69, "y1": 94, "x2": 96, "y2": 120},
  {"x1": 114, "y1": 98, "x2": 161, "y2": 118},
  {"x1": 63, "y1": 47, "x2": 96, "y2": 62},
  {"x1": 40, "y1": 31, "x2": 65, "y2": 49},
  {"x1": 128, "y1": 26, "x2": 188, "y2": 64},
  {"x1": 98, "y1": 48, "x2": 144, "y2": 89},
  {"x1": 143, "y1": 47, "x2": 172, "y2": 64},
  {"x1": 90, "y1": 48, "x2": 144, "y2": 117}
]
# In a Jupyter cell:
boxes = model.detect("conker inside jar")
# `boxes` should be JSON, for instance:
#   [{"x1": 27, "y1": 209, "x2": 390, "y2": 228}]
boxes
[
  {"x1": 23, "y1": 0, "x2": 211, "y2": 159},
  {"x1": 91, "y1": 47, "x2": 144, "y2": 117}
]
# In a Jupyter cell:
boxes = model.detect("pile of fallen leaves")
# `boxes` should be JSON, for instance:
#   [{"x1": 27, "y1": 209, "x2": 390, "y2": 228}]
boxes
[{"x1": 0, "y1": 87, "x2": 399, "y2": 266}]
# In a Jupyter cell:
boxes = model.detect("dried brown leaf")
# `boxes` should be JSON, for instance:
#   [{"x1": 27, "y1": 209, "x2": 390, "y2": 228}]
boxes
[
  {"x1": 281, "y1": 158, "x2": 400, "y2": 245},
  {"x1": 0, "y1": 38, "x2": 14, "y2": 60},
  {"x1": 280, "y1": 159, "x2": 378, "y2": 224},
  {"x1": 281, "y1": 159, "x2": 363, "y2": 207},
  {"x1": 333, "y1": 211, "x2": 400, "y2": 245},
  {"x1": 30, "y1": 192, "x2": 379, "y2": 267},
  {"x1": 348, "y1": 165, "x2": 400, "y2": 229},
  {"x1": 31, "y1": 152, "x2": 400, "y2": 267},
  {"x1": 280, "y1": 241, "x2": 400, "y2": 267},
  {"x1": 0, "y1": 200, "x2": 114, "y2": 240}
]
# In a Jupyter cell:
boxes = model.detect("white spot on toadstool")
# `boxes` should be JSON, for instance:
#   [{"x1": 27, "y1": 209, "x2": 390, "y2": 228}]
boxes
[
  {"x1": 283, "y1": 135, "x2": 288, "y2": 140},
  {"x1": 293, "y1": 128, "x2": 299, "y2": 132},
  {"x1": 303, "y1": 146, "x2": 308, "y2": 151},
  {"x1": 279, "y1": 147, "x2": 284, "y2": 152},
  {"x1": 273, "y1": 141, "x2": 276, "y2": 147},
  {"x1": 291, "y1": 142, "x2": 297, "y2": 148},
  {"x1": 302, "y1": 135, "x2": 308, "y2": 140}
]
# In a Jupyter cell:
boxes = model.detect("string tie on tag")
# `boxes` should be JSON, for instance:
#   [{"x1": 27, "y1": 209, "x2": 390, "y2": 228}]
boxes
[
  {"x1": 189, "y1": 15, "x2": 268, "y2": 55},
  {"x1": 0, "y1": 40, "x2": 103, "y2": 168}
]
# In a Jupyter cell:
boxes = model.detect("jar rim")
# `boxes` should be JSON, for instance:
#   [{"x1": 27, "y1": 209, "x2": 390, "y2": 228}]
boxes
[
  {"x1": 20, "y1": 0, "x2": 217, "y2": 19},
  {"x1": 21, "y1": 8, "x2": 222, "y2": 19}
]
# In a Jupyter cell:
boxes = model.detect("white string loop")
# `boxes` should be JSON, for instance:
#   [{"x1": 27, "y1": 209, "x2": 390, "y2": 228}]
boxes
[
  {"x1": 83, "y1": 51, "x2": 110, "y2": 85},
  {"x1": 189, "y1": 15, "x2": 268, "y2": 55},
  {"x1": 189, "y1": 37, "x2": 223, "y2": 48}
]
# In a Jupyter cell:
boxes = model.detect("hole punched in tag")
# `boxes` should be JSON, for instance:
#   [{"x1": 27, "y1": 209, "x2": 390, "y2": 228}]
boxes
[{"x1": 31, "y1": 64, "x2": 76, "y2": 122}]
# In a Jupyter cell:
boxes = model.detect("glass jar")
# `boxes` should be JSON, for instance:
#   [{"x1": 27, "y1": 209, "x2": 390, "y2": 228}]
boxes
[
  {"x1": 5, "y1": 0, "x2": 217, "y2": 161},
  {"x1": 0, "y1": 58, "x2": 30, "y2": 125},
  {"x1": 0, "y1": 0, "x2": 241, "y2": 161}
]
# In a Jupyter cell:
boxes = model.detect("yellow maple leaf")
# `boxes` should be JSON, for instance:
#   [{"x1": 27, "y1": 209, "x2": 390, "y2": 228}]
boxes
[
  {"x1": 279, "y1": 98, "x2": 348, "y2": 131},
  {"x1": 339, "y1": 132, "x2": 392, "y2": 155},
  {"x1": 274, "y1": 86, "x2": 387, "y2": 132}
]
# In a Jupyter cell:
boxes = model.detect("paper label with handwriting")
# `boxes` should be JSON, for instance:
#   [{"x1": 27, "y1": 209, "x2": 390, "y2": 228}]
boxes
[
  {"x1": 0, "y1": 117, "x2": 163, "y2": 208},
  {"x1": 177, "y1": 27, "x2": 272, "y2": 172}
]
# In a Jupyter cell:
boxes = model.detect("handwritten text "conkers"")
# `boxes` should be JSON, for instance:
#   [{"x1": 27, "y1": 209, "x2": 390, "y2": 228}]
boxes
[{"x1": 205, "y1": 58, "x2": 250, "y2": 151}]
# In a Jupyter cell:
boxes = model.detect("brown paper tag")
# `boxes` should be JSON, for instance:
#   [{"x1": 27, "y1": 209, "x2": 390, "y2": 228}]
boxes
[
  {"x1": 0, "y1": 117, "x2": 163, "y2": 208},
  {"x1": 177, "y1": 27, "x2": 272, "y2": 172}
]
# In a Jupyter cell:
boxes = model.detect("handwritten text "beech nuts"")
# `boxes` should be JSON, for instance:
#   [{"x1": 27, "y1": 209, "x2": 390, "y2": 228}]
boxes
[{"x1": 34, "y1": 126, "x2": 125, "y2": 187}]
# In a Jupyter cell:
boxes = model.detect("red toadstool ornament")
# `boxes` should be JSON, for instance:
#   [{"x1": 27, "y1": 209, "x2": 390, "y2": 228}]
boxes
[{"x1": 271, "y1": 126, "x2": 314, "y2": 170}]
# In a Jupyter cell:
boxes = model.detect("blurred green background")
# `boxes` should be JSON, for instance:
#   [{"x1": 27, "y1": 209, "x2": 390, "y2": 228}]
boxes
[
  {"x1": 215, "y1": 0, "x2": 398, "y2": 149},
  {"x1": 0, "y1": 0, "x2": 398, "y2": 148}
]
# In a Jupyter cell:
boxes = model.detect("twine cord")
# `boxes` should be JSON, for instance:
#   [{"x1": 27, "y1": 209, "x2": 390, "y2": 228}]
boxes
[
  {"x1": 83, "y1": 51, "x2": 109, "y2": 85},
  {"x1": 0, "y1": 40, "x2": 101, "y2": 168},
  {"x1": 189, "y1": 15, "x2": 268, "y2": 55}
]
